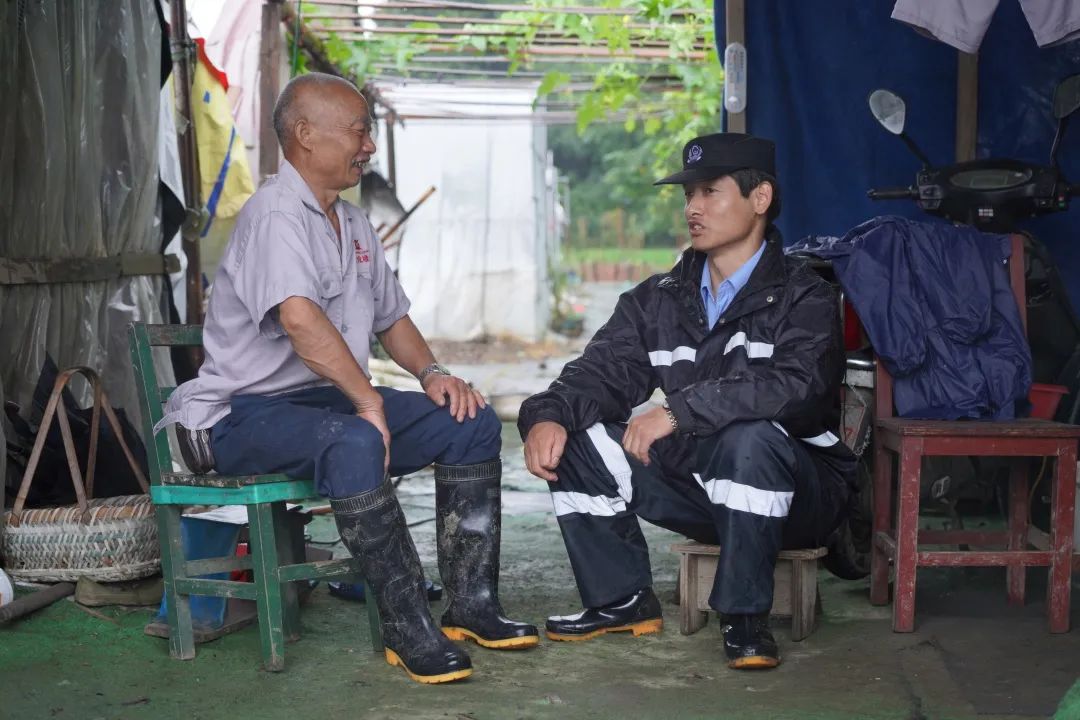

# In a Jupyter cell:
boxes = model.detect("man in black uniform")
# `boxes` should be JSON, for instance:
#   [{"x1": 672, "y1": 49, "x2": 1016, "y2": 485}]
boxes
[{"x1": 519, "y1": 133, "x2": 856, "y2": 669}]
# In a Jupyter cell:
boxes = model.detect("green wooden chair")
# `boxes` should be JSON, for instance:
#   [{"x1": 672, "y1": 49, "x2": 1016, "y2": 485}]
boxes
[{"x1": 128, "y1": 322, "x2": 382, "y2": 671}]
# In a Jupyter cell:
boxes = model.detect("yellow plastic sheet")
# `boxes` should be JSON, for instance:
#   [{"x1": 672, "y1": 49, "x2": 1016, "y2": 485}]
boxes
[{"x1": 192, "y1": 41, "x2": 254, "y2": 228}]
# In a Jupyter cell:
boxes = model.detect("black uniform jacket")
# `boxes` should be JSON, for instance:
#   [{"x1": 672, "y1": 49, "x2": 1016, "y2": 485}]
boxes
[{"x1": 519, "y1": 230, "x2": 857, "y2": 490}]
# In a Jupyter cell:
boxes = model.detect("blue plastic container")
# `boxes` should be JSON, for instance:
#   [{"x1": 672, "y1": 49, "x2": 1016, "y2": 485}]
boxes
[{"x1": 154, "y1": 515, "x2": 242, "y2": 630}]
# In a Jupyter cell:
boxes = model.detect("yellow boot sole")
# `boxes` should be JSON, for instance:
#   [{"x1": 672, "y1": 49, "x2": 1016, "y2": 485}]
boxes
[
  {"x1": 384, "y1": 648, "x2": 473, "y2": 684},
  {"x1": 442, "y1": 626, "x2": 540, "y2": 650},
  {"x1": 728, "y1": 655, "x2": 781, "y2": 670},
  {"x1": 545, "y1": 617, "x2": 663, "y2": 642}
]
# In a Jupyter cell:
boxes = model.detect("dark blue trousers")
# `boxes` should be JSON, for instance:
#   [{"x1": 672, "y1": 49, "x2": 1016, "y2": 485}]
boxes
[{"x1": 210, "y1": 385, "x2": 502, "y2": 499}]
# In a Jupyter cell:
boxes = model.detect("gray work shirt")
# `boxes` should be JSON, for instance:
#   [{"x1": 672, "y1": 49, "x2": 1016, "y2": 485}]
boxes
[{"x1": 159, "y1": 160, "x2": 411, "y2": 431}]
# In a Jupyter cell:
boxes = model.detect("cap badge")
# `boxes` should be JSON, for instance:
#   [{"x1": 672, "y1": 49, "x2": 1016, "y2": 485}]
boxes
[{"x1": 687, "y1": 144, "x2": 703, "y2": 164}]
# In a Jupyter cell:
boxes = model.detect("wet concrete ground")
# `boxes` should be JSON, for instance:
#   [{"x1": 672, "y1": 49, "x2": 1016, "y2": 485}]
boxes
[
  {"x1": 2, "y1": 283, "x2": 1078, "y2": 718},
  {"x1": 1, "y1": 430, "x2": 1077, "y2": 719}
]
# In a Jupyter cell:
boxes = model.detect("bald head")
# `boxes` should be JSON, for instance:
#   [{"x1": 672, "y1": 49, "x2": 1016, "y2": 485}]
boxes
[
  {"x1": 272, "y1": 72, "x2": 368, "y2": 153},
  {"x1": 271, "y1": 72, "x2": 377, "y2": 198}
]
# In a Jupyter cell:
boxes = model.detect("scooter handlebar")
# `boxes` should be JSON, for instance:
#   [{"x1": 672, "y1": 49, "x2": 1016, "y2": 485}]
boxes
[{"x1": 867, "y1": 187, "x2": 917, "y2": 200}]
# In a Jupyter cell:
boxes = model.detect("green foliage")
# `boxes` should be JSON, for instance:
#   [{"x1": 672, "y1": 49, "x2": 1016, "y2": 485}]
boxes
[
  {"x1": 302, "y1": 0, "x2": 722, "y2": 247},
  {"x1": 562, "y1": 246, "x2": 680, "y2": 269}
]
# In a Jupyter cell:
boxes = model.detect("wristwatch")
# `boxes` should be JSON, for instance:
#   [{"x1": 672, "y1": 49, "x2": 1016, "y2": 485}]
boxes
[
  {"x1": 418, "y1": 363, "x2": 451, "y2": 386},
  {"x1": 661, "y1": 397, "x2": 679, "y2": 432}
]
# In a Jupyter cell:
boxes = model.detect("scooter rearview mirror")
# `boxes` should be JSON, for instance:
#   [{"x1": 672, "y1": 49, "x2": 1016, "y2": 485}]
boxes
[
  {"x1": 868, "y1": 89, "x2": 906, "y2": 135},
  {"x1": 868, "y1": 88, "x2": 933, "y2": 168},
  {"x1": 1053, "y1": 74, "x2": 1080, "y2": 120}
]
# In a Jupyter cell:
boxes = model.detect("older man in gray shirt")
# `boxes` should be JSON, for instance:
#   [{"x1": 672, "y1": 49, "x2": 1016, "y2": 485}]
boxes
[{"x1": 162, "y1": 72, "x2": 537, "y2": 684}]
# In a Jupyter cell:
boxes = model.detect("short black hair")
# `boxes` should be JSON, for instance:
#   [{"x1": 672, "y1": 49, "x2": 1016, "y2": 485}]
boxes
[{"x1": 729, "y1": 168, "x2": 781, "y2": 223}]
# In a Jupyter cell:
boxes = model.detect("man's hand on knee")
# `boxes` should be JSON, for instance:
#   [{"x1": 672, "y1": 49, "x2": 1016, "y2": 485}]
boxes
[
  {"x1": 524, "y1": 421, "x2": 567, "y2": 482},
  {"x1": 354, "y1": 391, "x2": 391, "y2": 472},
  {"x1": 423, "y1": 373, "x2": 486, "y2": 423},
  {"x1": 622, "y1": 407, "x2": 675, "y2": 466}
]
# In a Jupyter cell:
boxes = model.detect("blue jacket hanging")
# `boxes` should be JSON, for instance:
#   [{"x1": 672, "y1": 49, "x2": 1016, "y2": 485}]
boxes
[{"x1": 789, "y1": 216, "x2": 1031, "y2": 420}]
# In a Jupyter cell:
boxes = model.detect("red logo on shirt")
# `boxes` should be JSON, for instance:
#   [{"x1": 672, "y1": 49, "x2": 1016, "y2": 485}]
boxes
[{"x1": 352, "y1": 237, "x2": 370, "y2": 263}]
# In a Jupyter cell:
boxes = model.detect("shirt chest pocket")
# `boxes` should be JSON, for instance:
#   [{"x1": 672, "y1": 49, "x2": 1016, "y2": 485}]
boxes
[
  {"x1": 355, "y1": 255, "x2": 373, "y2": 280},
  {"x1": 316, "y1": 267, "x2": 345, "y2": 327}
]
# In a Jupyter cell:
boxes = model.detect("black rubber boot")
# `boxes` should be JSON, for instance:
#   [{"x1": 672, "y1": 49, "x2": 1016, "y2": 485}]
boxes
[
  {"x1": 545, "y1": 587, "x2": 664, "y2": 642},
  {"x1": 333, "y1": 482, "x2": 473, "y2": 683},
  {"x1": 435, "y1": 460, "x2": 540, "y2": 650},
  {"x1": 720, "y1": 613, "x2": 780, "y2": 670}
]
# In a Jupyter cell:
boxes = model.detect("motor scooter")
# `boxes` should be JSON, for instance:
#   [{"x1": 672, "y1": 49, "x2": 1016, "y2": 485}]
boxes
[{"x1": 820, "y1": 74, "x2": 1080, "y2": 580}]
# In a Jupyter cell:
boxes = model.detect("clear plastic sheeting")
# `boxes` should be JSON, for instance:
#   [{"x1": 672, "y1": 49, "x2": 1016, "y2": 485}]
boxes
[
  {"x1": 0, "y1": 1, "x2": 175, "y2": 437},
  {"x1": 376, "y1": 83, "x2": 560, "y2": 342}
]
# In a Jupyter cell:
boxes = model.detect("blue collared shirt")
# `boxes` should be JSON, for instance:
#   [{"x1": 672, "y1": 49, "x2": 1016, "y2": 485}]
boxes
[{"x1": 700, "y1": 241, "x2": 766, "y2": 330}]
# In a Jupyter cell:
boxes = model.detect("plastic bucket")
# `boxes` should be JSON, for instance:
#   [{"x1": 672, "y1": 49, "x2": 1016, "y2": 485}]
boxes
[
  {"x1": 154, "y1": 516, "x2": 242, "y2": 630},
  {"x1": 1029, "y1": 383, "x2": 1068, "y2": 420}
]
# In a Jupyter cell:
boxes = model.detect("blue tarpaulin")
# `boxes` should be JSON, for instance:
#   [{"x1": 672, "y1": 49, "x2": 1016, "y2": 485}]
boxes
[{"x1": 714, "y1": 0, "x2": 1080, "y2": 308}]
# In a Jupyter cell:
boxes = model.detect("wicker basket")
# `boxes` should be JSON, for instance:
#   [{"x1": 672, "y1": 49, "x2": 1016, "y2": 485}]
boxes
[{"x1": 1, "y1": 367, "x2": 158, "y2": 583}]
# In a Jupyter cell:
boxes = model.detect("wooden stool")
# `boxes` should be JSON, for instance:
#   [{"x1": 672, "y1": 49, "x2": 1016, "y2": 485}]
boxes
[{"x1": 672, "y1": 542, "x2": 826, "y2": 641}]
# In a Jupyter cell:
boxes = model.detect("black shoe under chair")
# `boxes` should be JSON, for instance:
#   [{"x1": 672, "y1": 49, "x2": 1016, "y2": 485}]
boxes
[
  {"x1": 720, "y1": 613, "x2": 780, "y2": 670},
  {"x1": 333, "y1": 482, "x2": 473, "y2": 684},
  {"x1": 545, "y1": 587, "x2": 664, "y2": 642}
]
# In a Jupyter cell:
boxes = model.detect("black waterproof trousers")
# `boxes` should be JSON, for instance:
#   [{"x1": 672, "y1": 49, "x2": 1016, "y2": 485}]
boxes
[{"x1": 550, "y1": 420, "x2": 849, "y2": 615}]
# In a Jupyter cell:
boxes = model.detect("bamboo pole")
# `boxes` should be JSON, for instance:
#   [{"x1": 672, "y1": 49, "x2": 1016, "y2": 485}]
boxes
[
  {"x1": 169, "y1": 0, "x2": 204, "y2": 326},
  {"x1": 314, "y1": 25, "x2": 710, "y2": 49},
  {"x1": 299, "y1": 0, "x2": 698, "y2": 17},
  {"x1": 314, "y1": 23, "x2": 707, "y2": 41},
  {"x1": 376, "y1": 54, "x2": 674, "y2": 65},
  {"x1": 305, "y1": 11, "x2": 694, "y2": 29},
  {"x1": 363, "y1": 93, "x2": 674, "y2": 107},
  {"x1": 427, "y1": 43, "x2": 707, "y2": 59},
  {"x1": 389, "y1": 110, "x2": 666, "y2": 122},
  {"x1": 318, "y1": 38, "x2": 707, "y2": 60}
]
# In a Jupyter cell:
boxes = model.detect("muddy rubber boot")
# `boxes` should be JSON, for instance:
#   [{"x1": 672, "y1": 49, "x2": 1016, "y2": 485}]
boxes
[
  {"x1": 332, "y1": 482, "x2": 473, "y2": 684},
  {"x1": 435, "y1": 460, "x2": 540, "y2": 650}
]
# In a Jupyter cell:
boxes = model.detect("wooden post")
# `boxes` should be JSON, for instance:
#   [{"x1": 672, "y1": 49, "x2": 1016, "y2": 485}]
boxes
[
  {"x1": 956, "y1": 51, "x2": 978, "y2": 163},
  {"x1": 1007, "y1": 459, "x2": 1030, "y2": 607},
  {"x1": 260, "y1": 0, "x2": 285, "y2": 181},
  {"x1": 385, "y1": 112, "x2": 398, "y2": 188},
  {"x1": 169, "y1": 0, "x2": 204, "y2": 325},
  {"x1": 892, "y1": 439, "x2": 923, "y2": 632},
  {"x1": 724, "y1": 0, "x2": 746, "y2": 133}
]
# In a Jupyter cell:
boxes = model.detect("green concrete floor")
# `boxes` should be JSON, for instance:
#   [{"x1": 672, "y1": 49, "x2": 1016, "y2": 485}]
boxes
[{"x1": 2, "y1": 433, "x2": 1079, "y2": 720}]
